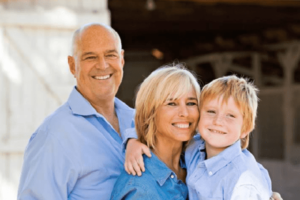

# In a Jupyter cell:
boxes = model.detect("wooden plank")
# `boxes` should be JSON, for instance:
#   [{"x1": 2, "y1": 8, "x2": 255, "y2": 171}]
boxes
[{"x1": 0, "y1": 9, "x2": 110, "y2": 29}]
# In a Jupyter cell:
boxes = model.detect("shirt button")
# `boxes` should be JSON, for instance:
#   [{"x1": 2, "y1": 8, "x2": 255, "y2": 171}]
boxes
[
  {"x1": 208, "y1": 171, "x2": 213, "y2": 176},
  {"x1": 171, "y1": 175, "x2": 174, "y2": 178}
]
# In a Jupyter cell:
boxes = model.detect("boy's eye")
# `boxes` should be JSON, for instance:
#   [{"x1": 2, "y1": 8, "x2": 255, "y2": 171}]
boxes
[
  {"x1": 207, "y1": 110, "x2": 215, "y2": 114},
  {"x1": 227, "y1": 114, "x2": 235, "y2": 118}
]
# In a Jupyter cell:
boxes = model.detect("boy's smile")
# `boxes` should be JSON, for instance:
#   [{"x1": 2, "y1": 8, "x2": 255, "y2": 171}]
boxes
[{"x1": 198, "y1": 96, "x2": 248, "y2": 159}]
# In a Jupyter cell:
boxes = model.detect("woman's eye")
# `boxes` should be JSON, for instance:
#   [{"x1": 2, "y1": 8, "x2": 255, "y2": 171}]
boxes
[
  {"x1": 167, "y1": 102, "x2": 176, "y2": 106},
  {"x1": 207, "y1": 110, "x2": 215, "y2": 114},
  {"x1": 228, "y1": 114, "x2": 235, "y2": 118},
  {"x1": 187, "y1": 102, "x2": 197, "y2": 106}
]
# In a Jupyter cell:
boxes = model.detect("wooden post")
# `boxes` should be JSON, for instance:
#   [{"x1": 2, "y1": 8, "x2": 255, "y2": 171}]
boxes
[
  {"x1": 278, "y1": 44, "x2": 300, "y2": 162},
  {"x1": 252, "y1": 53, "x2": 261, "y2": 158}
]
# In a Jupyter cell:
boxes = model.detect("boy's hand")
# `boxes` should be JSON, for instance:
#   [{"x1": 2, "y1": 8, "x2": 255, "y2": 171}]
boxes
[
  {"x1": 124, "y1": 139, "x2": 151, "y2": 176},
  {"x1": 271, "y1": 192, "x2": 283, "y2": 200}
]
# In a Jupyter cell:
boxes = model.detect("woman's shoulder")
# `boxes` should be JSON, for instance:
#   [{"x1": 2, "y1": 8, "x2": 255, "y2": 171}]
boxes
[{"x1": 111, "y1": 169, "x2": 158, "y2": 200}]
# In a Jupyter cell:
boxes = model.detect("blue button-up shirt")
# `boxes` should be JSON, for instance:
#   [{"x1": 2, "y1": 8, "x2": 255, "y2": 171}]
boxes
[
  {"x1": 185, "y1": 135, "x2": 272, "y2": 200},
  {"x1": 111, "y1": 152, "x2": 188, "y2": 200},
  {"x1": 18, "y1": 87, "x2": 135, "y2": 200}
]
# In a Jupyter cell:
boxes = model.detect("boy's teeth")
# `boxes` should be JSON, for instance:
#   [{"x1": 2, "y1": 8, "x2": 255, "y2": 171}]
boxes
[
  {"x1": 174, "y1": 123, "x2": 189, "y2": 128},
  {"x1": 94, "y1": 75, "x2": 110, "y2": 80},
  {"x1": 211, "y1": 129, "x2": 224, "y2": 134}
]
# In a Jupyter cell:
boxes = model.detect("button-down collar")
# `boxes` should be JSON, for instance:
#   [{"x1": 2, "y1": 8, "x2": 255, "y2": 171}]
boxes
[{"x1": 199, "y1": 139, "x2": 242, "y2": 176}]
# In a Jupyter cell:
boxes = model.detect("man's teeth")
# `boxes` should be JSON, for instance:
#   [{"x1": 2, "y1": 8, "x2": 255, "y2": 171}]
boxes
[
  {"x1": 174, "y1": 124, "x2": 189, "y2": 128},
  {"x1": 94, "y1": 75, "x2": 110, "y2": 80}
]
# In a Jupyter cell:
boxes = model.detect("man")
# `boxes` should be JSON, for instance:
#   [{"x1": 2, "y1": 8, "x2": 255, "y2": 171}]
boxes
[{"x1": 17, "y1": 23, "x2": 149, "y2": 200}]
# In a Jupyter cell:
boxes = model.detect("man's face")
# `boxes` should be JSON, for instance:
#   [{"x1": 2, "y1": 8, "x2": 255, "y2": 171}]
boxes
[{"x1": 68, "y1": 26, "x2": 124, "y2": 103}]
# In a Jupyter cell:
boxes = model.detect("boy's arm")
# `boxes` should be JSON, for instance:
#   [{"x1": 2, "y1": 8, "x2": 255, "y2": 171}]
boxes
[{"x1": 122, "y1": 128, "x2": 151, "y2": 176}]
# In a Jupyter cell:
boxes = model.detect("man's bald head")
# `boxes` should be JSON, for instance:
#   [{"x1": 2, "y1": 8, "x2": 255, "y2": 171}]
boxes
[{"x1": 70, "y1": 23, "x2": 122, "y2": 57}]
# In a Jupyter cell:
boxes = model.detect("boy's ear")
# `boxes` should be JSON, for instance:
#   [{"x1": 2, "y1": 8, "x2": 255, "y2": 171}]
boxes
[{"x1": 240, "y1": 131, "x2": 250, "y2": 139}]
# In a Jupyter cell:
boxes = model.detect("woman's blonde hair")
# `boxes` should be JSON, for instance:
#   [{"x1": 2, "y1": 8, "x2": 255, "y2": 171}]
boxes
[
  {"x1": 135, "y1": 63, "x2": 200, "y2": 149},
  {"x1": 200, "y1": 75, "x2": 259, "y2": 149}
]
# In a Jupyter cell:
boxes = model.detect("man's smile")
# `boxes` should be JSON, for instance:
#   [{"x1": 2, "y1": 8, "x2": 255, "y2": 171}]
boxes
[{"x1": 92, "y1": 74, "x2": 112, "y2": 80}]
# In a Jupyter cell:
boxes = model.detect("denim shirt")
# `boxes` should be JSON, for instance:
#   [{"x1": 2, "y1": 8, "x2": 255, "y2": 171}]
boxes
[
  {"x1": 111, "y1": 152, "x2": 188, "y2": 200},
  {"x1": 185, "y1": 135, "x2": 272, "y2": 200},
  {"x1": 18, "y1": 87, "x2": 135, "y2": 200}
]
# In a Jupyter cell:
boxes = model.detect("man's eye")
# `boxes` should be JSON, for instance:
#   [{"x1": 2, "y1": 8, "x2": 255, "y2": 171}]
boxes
[
  {"x1": 207, "y1": 110, "x2": 215, "y2": 114},
  {"x1": 85, "y1": 56, "x2": 96, "y2": 60},
  {"x1": 107, "y1": 54, "x2": 117, "y2": 58}
]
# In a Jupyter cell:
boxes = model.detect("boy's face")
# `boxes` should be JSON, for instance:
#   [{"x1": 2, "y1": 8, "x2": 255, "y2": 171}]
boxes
[{"x1": 198, "y1": 96, "x2": 248, "y2": 158}]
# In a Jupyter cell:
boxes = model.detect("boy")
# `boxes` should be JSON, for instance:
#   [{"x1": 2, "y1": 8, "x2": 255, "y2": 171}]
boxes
[{"x1": 185, "y1": 75, "x2": 271, "y2": 199}]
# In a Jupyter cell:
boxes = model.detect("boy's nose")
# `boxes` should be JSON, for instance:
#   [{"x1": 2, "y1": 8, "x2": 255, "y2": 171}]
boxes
[{"x1": 213, "y1": 114, "x2": 224, "y2": 125}]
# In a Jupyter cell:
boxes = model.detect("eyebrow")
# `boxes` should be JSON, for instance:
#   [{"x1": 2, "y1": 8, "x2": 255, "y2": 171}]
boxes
[
  {"x1": 167, "y1": 97, "x2": 198, "y2": 101},
  {"x1": 81, "y1": 52, "x2": 96, "y2": 58},
  {"x1": 105, "y1": 49, "x2": 119, "y2": 54}
]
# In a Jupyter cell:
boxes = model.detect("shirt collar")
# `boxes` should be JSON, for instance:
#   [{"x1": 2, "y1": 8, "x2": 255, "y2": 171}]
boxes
[
  {"x1": 68, "y1": 87, "x2": 99, "y2": 116},
  {"x1": 200, "y1": 139, "x2": 242, "y2": 176},
  {"x1": 145, "y1": 152, "x2": 184, "y2": 186},
  {"x1": 68, "y1": 87, "x2": 133, "y2": 120}
]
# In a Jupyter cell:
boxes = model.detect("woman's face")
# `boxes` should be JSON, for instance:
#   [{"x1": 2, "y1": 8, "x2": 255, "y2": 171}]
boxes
[{"x1": 155, "y1": 88, "x2": 200, "y2": 145}]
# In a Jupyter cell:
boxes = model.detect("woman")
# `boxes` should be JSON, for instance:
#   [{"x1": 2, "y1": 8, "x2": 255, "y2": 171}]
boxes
[{"x1": 111, "y1": 64, "x2": 200, "y2": 199}]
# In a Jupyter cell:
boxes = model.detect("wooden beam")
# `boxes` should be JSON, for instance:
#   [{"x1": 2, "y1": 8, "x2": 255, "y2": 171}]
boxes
[{"x1": 169, "y1": 0, "x2": 300, "y2": 7}]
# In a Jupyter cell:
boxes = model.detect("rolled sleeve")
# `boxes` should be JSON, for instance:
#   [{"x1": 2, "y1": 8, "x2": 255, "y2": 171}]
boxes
[{"x1": 121, "y1": 128, "x2": 138, "y2": 152}]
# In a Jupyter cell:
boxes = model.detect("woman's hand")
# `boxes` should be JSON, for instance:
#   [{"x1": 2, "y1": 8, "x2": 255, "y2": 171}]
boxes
[
  {"x1": 271, "y1": 192, "x2": 283, "y2": 200},
  {"x1": 124, "y1": 139, "x2": 151, "y2": 176}
]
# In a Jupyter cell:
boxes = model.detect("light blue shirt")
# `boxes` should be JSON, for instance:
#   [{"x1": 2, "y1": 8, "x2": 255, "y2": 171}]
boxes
[
  {"x1": 185, "y1": 135, "x2": 272, "y2": 200},
  {"x1": 18, "y1": 87, "x2": 135, "y2": 200},
  {"x1": 111, "y1": 152, "x2": 188, "y2": 200}
]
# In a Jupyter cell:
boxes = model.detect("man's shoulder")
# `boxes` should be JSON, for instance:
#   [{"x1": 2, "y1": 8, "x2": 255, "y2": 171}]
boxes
[{"x1": 39, "y1": 102, "x2": 74, "y2": 129}]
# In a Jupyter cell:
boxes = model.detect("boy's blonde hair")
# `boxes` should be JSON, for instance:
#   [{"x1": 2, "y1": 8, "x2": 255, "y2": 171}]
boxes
[
  {"x1": 135, "y1": 64, "x2": 200, "y2": 149},
  {"x1": 200, "y1": 75, "x2": 259, "y2": 149}
]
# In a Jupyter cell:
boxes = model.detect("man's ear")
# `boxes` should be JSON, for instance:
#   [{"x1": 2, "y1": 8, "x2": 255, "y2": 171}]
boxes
[
  {"x1": 68, "y1": 56, "x2": 76, "y2": 76},
  {"x1": 121, "y1": 50, "x2": 125, "y2": 67}
]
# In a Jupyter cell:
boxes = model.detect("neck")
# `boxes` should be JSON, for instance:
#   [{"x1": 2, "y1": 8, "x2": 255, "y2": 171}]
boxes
[
  {"x1": 87, "y1": 95, "x2": 120, "y2": 135},
  {"x1": 152, "y1": 138, "x2": 183, "y2": 177},
  {"x1": 205, "y1": 143, "x2": 224, "y2": 159}
]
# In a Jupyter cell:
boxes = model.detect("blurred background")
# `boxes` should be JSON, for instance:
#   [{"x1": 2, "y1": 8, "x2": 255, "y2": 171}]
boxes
[{"x1": 0, "y1": 0, "x2": 300, "y2": 199}]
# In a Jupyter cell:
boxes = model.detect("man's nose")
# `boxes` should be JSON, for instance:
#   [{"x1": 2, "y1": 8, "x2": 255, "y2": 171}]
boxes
[{"x1": 96, "y1": 56, "x2": 108, "y2": 69}]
